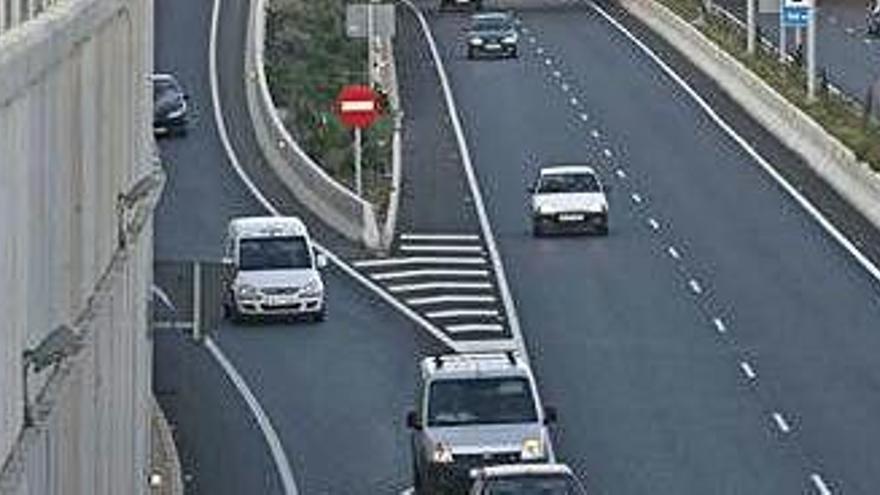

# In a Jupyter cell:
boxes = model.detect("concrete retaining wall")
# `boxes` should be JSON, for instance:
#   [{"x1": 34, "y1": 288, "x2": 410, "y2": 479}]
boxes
[
  {"x1": 622, "y1": 0, "x2": 880, "y2": 229},
  {"x1": 246, "y1": 0, "x2": 382, "y2": 249},
  {"x1": 0, "y1": 0, "x2": 158, "y2": 493}
]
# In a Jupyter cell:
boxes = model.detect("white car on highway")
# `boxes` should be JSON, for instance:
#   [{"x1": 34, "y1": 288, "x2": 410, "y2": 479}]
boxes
[
  {"x1": 222, "y1": 216, "x2": 327, "y2": 322},
  {"x1": 530, "y1": 165, "x2": 609, "y2": 236}
]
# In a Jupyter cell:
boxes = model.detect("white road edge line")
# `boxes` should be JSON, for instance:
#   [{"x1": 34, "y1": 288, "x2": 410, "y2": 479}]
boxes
[
  {"x1": 404, "y1": 0, "x2": 531, "y2": 361},
  {"x1": 772, "y1": 412, "x2": 792, "y2": 433},
  {"x1": 205, "y1": 337, "x2": 299, "y2": 495},
  {"x1": 739, "y1": 361, "x2": 757, "y2": 380},
  {"x1": 810, "y1": 473, "x2": 833, "y2": 495},
  {"x1": 588, "y1": 0, "x2": 880, "y2": 285}
]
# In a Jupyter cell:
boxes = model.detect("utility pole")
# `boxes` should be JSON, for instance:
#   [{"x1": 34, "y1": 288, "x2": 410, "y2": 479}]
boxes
[{"x1": 806, "y1": 5, "x2": 816, "y2": 100}]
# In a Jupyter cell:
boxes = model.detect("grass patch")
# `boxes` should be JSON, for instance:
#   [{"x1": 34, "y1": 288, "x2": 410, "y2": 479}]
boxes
[
  {"x1": 264, "y1": 0, "x2": 394, "y2": 214},
  {"x1": 659, "y1": 0, "x2": 880, "y2": 170}
]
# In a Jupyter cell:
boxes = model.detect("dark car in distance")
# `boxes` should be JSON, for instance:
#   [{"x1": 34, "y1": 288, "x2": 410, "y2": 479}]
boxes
[
  {"x1": 151, "y1": 73, "x2": 189, "y2": 136},
  {"x1": 467, "y1": 11, "x2": 518, "y2": 59}
]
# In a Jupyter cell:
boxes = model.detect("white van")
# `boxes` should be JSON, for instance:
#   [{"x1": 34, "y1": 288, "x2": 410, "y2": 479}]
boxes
[{"x1": 222, "y1": 216, "x2": 327, "y2": 322}]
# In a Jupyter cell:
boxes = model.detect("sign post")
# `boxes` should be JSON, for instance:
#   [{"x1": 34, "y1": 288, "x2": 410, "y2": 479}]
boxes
[
  {"x1": 336, "y1": 84, "x2": 382, "y2": 198},
  {"x1": 781, "y1": 0, "x2": 815, "y2": 100}
]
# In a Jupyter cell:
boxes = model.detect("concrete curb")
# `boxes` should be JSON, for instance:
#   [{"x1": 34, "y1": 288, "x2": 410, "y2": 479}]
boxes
[
  {"x1": 149, "y1": 396, "x2": 183, "y2": 495},
  {"x1": 621, "y1": 0, "x2": 880, "y2": 229},
  {"x1": 246, "y1": 0, "x2": 381, "y2": 249}
]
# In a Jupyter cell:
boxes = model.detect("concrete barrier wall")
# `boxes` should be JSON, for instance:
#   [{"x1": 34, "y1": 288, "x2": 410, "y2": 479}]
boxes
[
  {"x1": 622, "y1": 0, "x2": 880, "y2": 229},
  {"x1": 0, "y1": 0, "x2": 157, "y2": 493},
  {"x1": 246, "y1": 0, "x2": 381, "y2": 249}
]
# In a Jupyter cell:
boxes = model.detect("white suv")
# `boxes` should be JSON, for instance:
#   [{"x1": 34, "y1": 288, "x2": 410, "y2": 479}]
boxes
[
  {"x1": 530, "y1": 165, "x2": 609, "y2": 236},
  {"x1": 222, "y1": 216, "x2": 327, "y2": 322}
]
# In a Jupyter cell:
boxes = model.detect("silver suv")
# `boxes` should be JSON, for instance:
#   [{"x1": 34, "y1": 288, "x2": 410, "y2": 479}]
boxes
[{"x1": 406, "y1": 352, "x2": 557, "y2": 494}]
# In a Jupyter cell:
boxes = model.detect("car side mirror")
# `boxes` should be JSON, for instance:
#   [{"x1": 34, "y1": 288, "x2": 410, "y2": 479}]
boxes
[
  {"x1": 603, "y1": 183, "x2": 613, "y2": 193},
  {"x1": 316, "y1": 253, "x2": 328, "y2": 269},
  {"x1": 543, "y1": 405, "x2": 558, "y2": 425},
  {"x1": 527, "y1": 185, "x2": 536, "y2": 193},
  {"x1": 406, "y1": 410, "x2": 422, "y2": 430}
]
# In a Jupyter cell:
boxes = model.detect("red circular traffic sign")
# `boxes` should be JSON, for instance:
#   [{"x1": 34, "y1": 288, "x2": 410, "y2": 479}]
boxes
[{"x1": 335, "y1": 84, "x2": 381, "y2": 128}]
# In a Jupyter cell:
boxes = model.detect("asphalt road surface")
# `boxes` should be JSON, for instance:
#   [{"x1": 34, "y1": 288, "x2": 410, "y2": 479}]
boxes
[
  {"x1": 401, "y1": 0, "x2": 880, "y2": 492},
  {"x1": 152, "y1": 0, "x2": 445, "y2": 493}
]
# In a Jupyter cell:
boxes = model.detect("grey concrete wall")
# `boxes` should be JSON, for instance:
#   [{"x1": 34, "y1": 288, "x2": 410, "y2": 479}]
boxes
[{"x1": 0, "y1": 0, "x2": 158, "y2": 493}]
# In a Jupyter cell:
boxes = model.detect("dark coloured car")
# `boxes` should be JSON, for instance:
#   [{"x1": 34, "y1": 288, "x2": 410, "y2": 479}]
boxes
[
  {"x1": 151, "y1": 73, "x2": 189, "y2": 136},
  {"x1": 466, "y1": 12, "x2": 518, "y2": 59}
]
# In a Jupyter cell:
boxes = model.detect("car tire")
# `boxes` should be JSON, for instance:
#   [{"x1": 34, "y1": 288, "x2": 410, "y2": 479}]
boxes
[
  {"x1": 313, "y1": 305, "x2": 327, "y2": 322},
  {"x1": 598, "y1": 217, "x2": 609, "y2": 236},
  {"x1": 532, "y1": 222, "x2": 544, "y2": 237},
  {"x1": 467, "y1": 47, "x2": 475, "y2": 59},
  {"x1": 510, "y1": 47, "x2": 518, "y2": 58}
]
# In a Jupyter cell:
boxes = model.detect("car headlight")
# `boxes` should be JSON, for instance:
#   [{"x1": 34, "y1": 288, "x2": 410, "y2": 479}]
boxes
[
  {"x1": 520, "y1": 438, "x2": 545, "y2": 460},
  {"x1": 502, "y1": 35, "x2": 517, "y2": 44},
  {"x1": 431, "y1": 443, "x2": 454, "y2": 464},
  {"x1": 300, "y1": 278, "x2": 323, "y2": 297},
  {"x1": 469, "y1": 37, "x2": 484, "y2": 45},
  {"x1": 237, "y1": 284, "x2": 260, "y2": 301}
]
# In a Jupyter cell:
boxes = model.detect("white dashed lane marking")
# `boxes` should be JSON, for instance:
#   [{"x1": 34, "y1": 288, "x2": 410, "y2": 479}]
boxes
[
  {"x1": 647, "y1": 217, "x2": 659, "y2": 231},
  {"x1": 713, "y1": 317, "x2": 727, "y2": 334},
  {"x1": 570, "y1": 97, "x2": 579, "y2": 106},
  {"x1": 616, "y1": 169, "x2": 627, "y2": 179},
  {"x1": 561, "y1": 83, "x2": 570, "y2": 92},
  {"x1": 667, "y1": 246, "x2": 681, "y2": 260},
  {"x1": 579, "y1": 112, "x2": 589, "y2": 122},
  {"x1": 631, "y1": 193, "x2": 643, "y2": 204},
  {"x1": 810, "y1": 473, "x2": 832, "y2": 495},
  {"x1": 602, "y1": 148, "x2": 613, "y2": 158},
  {"x1": 536, "y1": 47, "x2": 545, "y2": 55},
  {"x1": 688, "y1": 279, "x2": 703, "y2": 295},
  {"x1": 772, "y1": 412, "x2": 792, "y2": 434},
  {"x1": 739, "y1": 361, "x2": 757, "y2": 380},
  {"x1": 590, "y1": 129, "x2": 601, "y2": 139},
  {"x1": 545, "y1": 57, "x2": 553, "y2": 65},
  {"x1": 552, "y1": 70, "x2": 562, "y2": 78}
]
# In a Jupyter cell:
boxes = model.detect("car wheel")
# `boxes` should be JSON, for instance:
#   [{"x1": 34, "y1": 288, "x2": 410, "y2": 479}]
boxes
[
  {"x1": 510, "y1": 47, "x2": 518, "y2": 58},
  {"x1": 467, "y1": 47, "x2": 475, "y2": 59},
  {"x1": 598, "y1": 217, "x2": 609, "y2": 236},
  {"x1": 313, "y1": 305, "x2": 327, "y2": 322},
  {"x1": 532, "y1": 222, "x2": 544, "y2": 237}
]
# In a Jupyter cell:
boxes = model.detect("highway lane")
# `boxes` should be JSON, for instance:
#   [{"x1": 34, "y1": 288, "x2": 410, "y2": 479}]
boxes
[
  {"x1": 153, "y1": 0, "x2": 440, "y2": 492},
  {"x1": 715, "y1": 0, "x2": 880, "y2": 101},
  {"x1": 411, "y1": 2, "x2": 880, "y2": 493}
]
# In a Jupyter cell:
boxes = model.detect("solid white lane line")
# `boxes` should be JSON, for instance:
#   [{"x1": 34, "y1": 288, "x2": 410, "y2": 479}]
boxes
[
  {"x1": 205, "y1": 337, "x2": 299, "y2": 495},
  {"x1": 616, "y1": 169, "x2": 627, "y2": 179},
  {"x1": 588, "y1": 0, "x2": 880, "y2": 284},
  {"x1": 810, "y1": 473, "x2": 832, "y2": 495},
  {"x1": 372, "y1": 269, "x2": 490, "y2": 281},
  {"x1": 772, "y1": 412, "x2": 792, "y2": 433},
  {"x1": 688, "y1": 279, "x2": 703, "y2": 295},
  {"x1": 713, "y1": 317, "x2": 727, "y2": 333},
  {"x1": 399, "y1": 233, "x2": 480, "y2": 242},
  {"x1": 388, "y1": 282, "x2": 493, "y2": 293},
  {"x1": 399, "y1": 244, "x2": 484, "y2": 253},
  {"x1": 407, "y1": 294, "x2": 496, "y2": 306},
  {"x1": 426, "y1": 308, "x2": 500, "y2": 319},
  {"x1": 579, "y1": 112, "x2": 589, "y2": 121},
  {"x1": 405, "y1": 0, "x2": 529, "y2": 358},
  {"x1": 647, "y1": 217, "x2": 660, "y2": 230},
  {"x1": 446, "y1": 323, "x2": 505, "y2": 333},
  {"x1": 740, "y1": 361, "x2": 757, "y2": 380},
  {"x1": 667, "y1": 246, "x2": 681, "y2": 260},
  {"x1": 603, "y1": 148, "x2": 613, "y2": 158},
  {"x1": 354, "y1": 256, "x2": 486, "y2": 268},
  {"x1": 631, "y1": 193, "x2": 643, "y2": 204}
]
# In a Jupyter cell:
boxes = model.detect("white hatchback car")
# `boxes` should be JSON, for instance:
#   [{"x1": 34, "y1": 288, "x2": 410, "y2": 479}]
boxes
[
  {"x1": 222, "y1": 216, "x2": 327, "y2": 322},
  {"x1": 529, "y1": 165, "x2": 609, "y2": 236}
]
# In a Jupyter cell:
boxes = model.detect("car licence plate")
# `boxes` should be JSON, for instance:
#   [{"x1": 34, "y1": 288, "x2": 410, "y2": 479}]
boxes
[
  {"x1": 559, "y1": 213, "x2": 585, "y2": 222},
  {"x1": 485, "y1": 43, "x2": 501, "y2": 50}
]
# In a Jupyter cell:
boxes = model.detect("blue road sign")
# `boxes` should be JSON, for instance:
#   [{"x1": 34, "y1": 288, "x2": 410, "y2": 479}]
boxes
[{"x1": 782, "y1": 6, "x2": 810, "y2": 27}]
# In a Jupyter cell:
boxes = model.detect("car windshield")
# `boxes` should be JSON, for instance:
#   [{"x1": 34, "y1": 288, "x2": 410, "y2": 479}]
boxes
[
  {"x1": 427, "y1": 377, "x2": 538, "y2": 426},
  {"x1": 472, "y1": 16, "x2": 511, "y2": 31},
  {"x1": 238, "y1": 236, "x2": 312, "y2": 271},
  {"x1": 483, "y1": 474, "x2": 585, "y2": 495},
  {"x1": 538, "y1": 173, "x2": 600, "y2": 194}
]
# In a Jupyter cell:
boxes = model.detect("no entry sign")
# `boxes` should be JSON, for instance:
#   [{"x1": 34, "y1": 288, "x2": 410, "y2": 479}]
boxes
[{"x1": 336, "y1": 84, "x2": 381, "y2": 128}]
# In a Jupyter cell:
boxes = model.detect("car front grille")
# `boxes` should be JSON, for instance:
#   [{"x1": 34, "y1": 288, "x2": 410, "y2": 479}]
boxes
[{"x1": 262, "y1": 287, "x2": 299, "y2": 296}]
